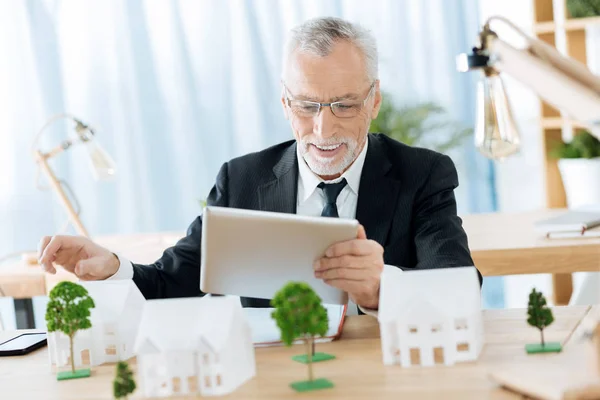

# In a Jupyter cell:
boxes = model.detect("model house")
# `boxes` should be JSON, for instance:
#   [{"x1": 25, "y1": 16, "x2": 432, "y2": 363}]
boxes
[
  {"x1": 134, "y1": 295, "x2": 255, "y2": 398},
  {"x1": 47, "y1": 280, "x2": 146, "y2": 371},
  {"x1": 378, "y1": 266, "x2": 484, "y2": 367}
]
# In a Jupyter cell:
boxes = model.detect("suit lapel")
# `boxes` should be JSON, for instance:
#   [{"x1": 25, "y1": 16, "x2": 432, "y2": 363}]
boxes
[
  {"x1": 258, "y1": 142, "x2": 298, "y2": 214},
  {"x1": 356, "y1": 135, "x2": 402, "y2": 246}
]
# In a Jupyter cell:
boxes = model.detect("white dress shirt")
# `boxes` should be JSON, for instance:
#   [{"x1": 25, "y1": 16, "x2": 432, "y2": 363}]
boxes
[{"x1": 110, "y1": 137, "x2": 393, "y2": 315}]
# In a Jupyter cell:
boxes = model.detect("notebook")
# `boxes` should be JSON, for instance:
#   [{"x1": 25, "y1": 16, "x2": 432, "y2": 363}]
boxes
[
  {"x1": 534, "y1": 211, "x2": 600, "y2": 237},
  {"x1": 244, "y1": 304, "x2": 347, "y2": 347},
  {"x1": 546, "y1": 226, "x2": 600, "y2": 239}
]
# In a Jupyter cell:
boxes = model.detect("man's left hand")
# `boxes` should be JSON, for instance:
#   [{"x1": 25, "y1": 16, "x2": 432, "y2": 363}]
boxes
[{"x1": 314, "y1": 224, "x2": 384, "y2": 309}]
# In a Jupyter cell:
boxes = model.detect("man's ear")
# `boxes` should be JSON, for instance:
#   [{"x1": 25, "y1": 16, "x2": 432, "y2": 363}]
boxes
[{"x1": 371, "y1": 80, "x2": 382, "y2": 120}]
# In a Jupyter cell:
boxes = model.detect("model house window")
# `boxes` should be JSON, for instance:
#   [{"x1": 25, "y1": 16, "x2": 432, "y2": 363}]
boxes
[
  {"x1": 172, "y1": 377, "x2": 181, "y2": 393},
  {"x1": 454, "y1": 318, "x2": 468, "y2": 330},
  {"x1": 216, "y1": 374, "x2": 222, "y2": 386},
  {"x1": 409, "y1": 348, "x2": 421, "y2": 365},
  {"x1": 187, "y1": 376, "x2": 198, "y2": 393},
  {"x1": 204, "y1": 375, "x2": 211, "y2": 388},
  {"x1": 433, "y1": 347, "x2": 444, "y2": 364},
  {"x1": 431, "y1": 324, "x2": 442, "y2": 333},
  {"x1": 203, "y1": 353, "x2": 209, "y2": 365},
  {"x1": 104, "y1": 325, "x2": 116, "y2": 336},
  {"x1": 456, "y1": 343, "x2": 469, "y2": 352},
  {"x1": 105, "y1": 345, "x2": 117, "y2": 355},
  {"x1": 408, "y1": 325, "x2": 418, "y2": 334}
]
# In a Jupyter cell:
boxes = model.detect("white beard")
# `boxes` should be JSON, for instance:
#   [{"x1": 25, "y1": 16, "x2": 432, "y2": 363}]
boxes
[{"x1": 299, "y1": 137, "x2": 360, "y2": 177}]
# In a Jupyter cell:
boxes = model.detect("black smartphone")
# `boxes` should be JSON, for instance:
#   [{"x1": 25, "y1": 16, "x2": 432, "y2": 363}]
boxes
[{"x1": 0, "y1": 333, "x2": 47, "y2": 356}]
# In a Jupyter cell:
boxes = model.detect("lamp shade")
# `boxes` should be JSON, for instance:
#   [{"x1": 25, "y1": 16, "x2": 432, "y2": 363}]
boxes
[{"x1": 474, "y1": 71, "x2": 521, "y2": 160}]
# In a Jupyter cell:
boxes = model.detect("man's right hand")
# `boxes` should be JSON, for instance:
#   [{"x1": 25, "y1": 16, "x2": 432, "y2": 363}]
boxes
[{"x1": 38, "y1": 236, "x2": 120, "y2": 281}]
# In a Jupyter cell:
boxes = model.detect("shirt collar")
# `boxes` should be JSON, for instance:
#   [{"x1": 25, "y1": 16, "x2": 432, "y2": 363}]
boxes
[{"x1": 297, "y1": 137, "x2": 369, "y2": 202}]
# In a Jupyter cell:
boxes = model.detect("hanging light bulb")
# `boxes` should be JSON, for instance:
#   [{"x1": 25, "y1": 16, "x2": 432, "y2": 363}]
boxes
[
  {"x1": 457, "y1": 23, "x2": 521, "y2": 160},
  {"x1": 74, "y1": 120, "x2": 117, "y2": 180},
  {"x1": 474, "y1": 68, "x2": 521, "y2": 160}
]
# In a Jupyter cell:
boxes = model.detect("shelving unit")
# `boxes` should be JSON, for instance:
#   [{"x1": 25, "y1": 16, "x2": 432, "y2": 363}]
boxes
[{"x1": 533, "y1": 0, "x2": 599, "y2": 305}]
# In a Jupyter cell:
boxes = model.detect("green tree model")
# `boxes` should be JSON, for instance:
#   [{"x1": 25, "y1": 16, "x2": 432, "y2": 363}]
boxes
[
  {"x1": 271, "y1": 282, "x2": 329, "y2": 384},
  {"x1": 113, "y1": 361, "x2": 136, "y2": 399},
  {"x1": 45, "y1": 281, "x2": 95, "y2": 375},
  {"x1": 527, "y1": 288, "x2": 554, "y2": 346},
  {"x1": 524, "y1": 288, "x2": 561, "y2": 354}
]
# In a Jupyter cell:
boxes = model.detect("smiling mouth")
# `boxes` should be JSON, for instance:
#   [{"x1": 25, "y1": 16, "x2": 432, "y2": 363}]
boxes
[{"x1": 312, "y1": 143, "x2": 342, "y2": 151}]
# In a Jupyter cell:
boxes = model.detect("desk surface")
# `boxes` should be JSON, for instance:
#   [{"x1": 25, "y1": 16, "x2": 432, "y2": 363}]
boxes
[
  {"x1": 0, "y1": 306, "x2": 591, "y2": 400},
  {"x1": 463, "y1": 210, "x2": 600, "y2": 276},
  {"x1": 1, "y1": 210, "x2": 599, "y2": 299}
]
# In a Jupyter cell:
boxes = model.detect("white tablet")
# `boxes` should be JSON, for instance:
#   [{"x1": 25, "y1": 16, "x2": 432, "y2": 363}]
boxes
[{"x1": 200, "y1": 206, "x2": 358, "y2": 304}]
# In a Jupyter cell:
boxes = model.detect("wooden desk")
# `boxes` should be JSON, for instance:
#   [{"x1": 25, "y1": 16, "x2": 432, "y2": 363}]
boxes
[
  {"x1": 0, "y1": 306, "x2": 591, "y2": 400},
  {"x1": 463, "y1": 210, "x2": 600, "y2": 305},
  {"x1": 1, "y1": 210, "x2": 598, "y2": 304}
]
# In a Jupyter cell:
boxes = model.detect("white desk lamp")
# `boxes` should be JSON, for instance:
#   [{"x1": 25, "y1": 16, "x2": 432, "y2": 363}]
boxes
[
  {"x1": 457, "y1": 16, "x2": 600, "y2": 160},
  {"x1": 31, "y1": 114, "x2": 116, "y2": 237}
]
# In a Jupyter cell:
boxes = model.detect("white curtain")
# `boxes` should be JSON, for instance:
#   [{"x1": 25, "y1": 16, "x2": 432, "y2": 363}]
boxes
[{"x1": 0, "y1": 0, "x2": 502, "y2": 326}]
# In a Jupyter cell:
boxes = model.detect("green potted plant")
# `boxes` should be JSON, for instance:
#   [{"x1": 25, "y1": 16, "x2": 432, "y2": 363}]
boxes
[
  {"x1": 552, "y1": 130, "x2": 600, "y2": 208},
  {"x1": 271, "y1": 282, "x2": 333, "y2": 392},
  {"x1": 369, "y1": 93, "x2": 472, "y2": 154},
  {"x1": 567, "y1": 0, "x2": 600, "y2": 18}
]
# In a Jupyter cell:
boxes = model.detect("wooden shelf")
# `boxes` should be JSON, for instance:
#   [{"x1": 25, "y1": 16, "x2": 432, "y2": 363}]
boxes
[
  {"x1": 540, "y1": 117, "x2": 589, "y2": 130},
  {"x1": 535, "y1": 15, "x2": 600, "y2": 34}
]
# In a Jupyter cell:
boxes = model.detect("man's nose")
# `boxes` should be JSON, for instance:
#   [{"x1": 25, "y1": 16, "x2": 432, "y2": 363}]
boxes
[{"x1": 313, "y1": 106, "x2": 336, "y2": 139}]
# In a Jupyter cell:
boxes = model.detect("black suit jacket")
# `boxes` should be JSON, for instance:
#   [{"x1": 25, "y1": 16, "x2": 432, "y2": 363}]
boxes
[{"x1": 132, "y1": 134, "x2": 477, "y2": 306}]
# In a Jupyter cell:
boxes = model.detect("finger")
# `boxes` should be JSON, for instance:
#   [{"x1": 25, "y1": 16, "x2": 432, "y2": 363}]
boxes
[
  {"x1": 37, "y1": 236, "x2": 57, "y2": 274},
  {"x1": 325, "y1": 239, "x2": 374, "y2": 258},
  {"x1": 315, "y1": 267, "x2": 365, "y2": 281},
  {"x1": 357, "y1": 224, "x2": 367, "y2": 240},
  {"x1": 39, "y1": 236, "x2": 68, "y2": 265},
  {"x1": 323, "y1": 278, "x2": 363, "y2": 294},
  {"x1": 37, "y1": 236, "x2": 52, "y2": 262},
  {"x1": 315, "y1": 255, "x2": 366, "y2": 271}
]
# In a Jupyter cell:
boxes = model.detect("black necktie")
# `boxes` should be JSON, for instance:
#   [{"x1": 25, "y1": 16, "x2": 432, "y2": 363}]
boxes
[{"x1": 318, "y1": 178, "x2": 347, "y2": 218}]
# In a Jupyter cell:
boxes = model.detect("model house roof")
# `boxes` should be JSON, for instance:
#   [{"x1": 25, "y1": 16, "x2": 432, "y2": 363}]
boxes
[
  {"x1": 133, "y1": 295, "x2": 244, "y2": 354},
  {"x1": 378, "y1": 266, "x2": 481, "y2": 323},
  {"x1": 80, "y1": 280, "x2": 146, "y2": 322}
]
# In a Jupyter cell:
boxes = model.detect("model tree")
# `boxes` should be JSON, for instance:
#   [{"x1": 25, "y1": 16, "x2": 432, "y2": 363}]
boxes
[
  {"x1": 525, "y1": 288, "x2": 562, "y2": 354},
  {"x1": 46, "y1": 281, "x2": 96, "y2": 380},
  {"x1": 113, "y1": 361, "x2": 136, "y2": 399},
  {"x1": 271, "y1": 282, "x2": 334, "y2": 392}
]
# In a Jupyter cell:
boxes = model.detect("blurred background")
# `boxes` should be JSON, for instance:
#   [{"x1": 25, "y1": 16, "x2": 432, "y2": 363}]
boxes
[{"x1": 1, "y1": 0, "x2": 598, "y2": 329}]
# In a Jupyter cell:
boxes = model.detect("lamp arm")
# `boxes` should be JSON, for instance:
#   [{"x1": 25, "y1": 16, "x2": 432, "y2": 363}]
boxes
[
  {"x1": 31, "y1": 113, "x2": 83, "y2": 158},
  {"x1": 31, "y1": 113, "x2": 91, "y2": 237},
  {"x1": 479, "y1": 17, "x2": 600, "y2": 138}
]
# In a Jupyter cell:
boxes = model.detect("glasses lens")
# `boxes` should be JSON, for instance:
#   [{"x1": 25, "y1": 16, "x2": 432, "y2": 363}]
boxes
[
  {"x1": 289, "y1": 101, "x2": 320, "y2": 117},
  {"x1": 331, "y1": 102, "x2": 362, "y2": 118}
]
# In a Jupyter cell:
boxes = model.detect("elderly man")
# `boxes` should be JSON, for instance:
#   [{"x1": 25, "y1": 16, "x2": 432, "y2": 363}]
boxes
[{"x1": 38, "y1": 17, "x2": 475, "y2": 313}]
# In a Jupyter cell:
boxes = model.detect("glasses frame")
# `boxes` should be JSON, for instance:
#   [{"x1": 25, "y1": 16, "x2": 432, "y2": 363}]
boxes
[{"x1": 283, "y1": 81, "x2": 377, "y2": 119}]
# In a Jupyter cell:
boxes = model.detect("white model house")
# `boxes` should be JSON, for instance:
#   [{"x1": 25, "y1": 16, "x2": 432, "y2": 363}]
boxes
[
  {"x1": 378, "y1": 266, "x2": 483, "y2": 367},
  {"x1": 134, "y1": 295, "x2": 255, "y2": 398},
  {"x1": 47, "y1": 280, "x2": 146, "y2": 371}
]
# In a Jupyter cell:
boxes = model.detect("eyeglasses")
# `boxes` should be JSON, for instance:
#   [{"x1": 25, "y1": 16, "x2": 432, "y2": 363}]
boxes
[{"x1": 283, "y1": 82, "x2": 376, "y2": 119}]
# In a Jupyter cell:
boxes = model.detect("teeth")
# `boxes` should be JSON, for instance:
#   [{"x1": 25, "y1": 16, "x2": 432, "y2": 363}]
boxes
[{"x1": 315, "y1": 144, "x2": 341, "y2": 151}]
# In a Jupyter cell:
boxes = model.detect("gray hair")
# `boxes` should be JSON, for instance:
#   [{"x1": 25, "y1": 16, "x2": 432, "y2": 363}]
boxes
[{"x1": 283, "y1": 17, "x2": 378, "y2": 82}]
